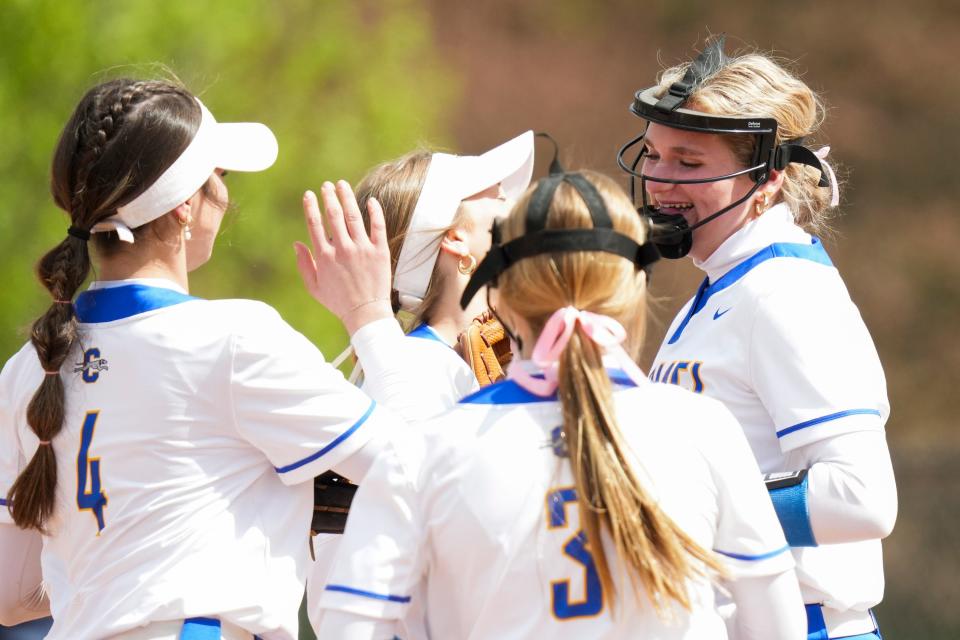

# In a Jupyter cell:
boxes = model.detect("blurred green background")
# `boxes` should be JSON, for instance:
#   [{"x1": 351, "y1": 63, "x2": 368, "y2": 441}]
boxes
[{"x1": 2, "y1": 1, "x2": 957, "y2": 638}]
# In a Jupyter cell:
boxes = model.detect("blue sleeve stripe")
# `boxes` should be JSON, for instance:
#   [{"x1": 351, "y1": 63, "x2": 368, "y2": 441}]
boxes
[
  {"x1": 274, "y1": 399, "x2": 376, "y2": 474},
  {"x1": 776, "y1": 408, "x2": 881, "y2": 439},
  {"x1": 325, "y1": 584, "x2": 412, "y2": 603},
  {"x1": 714, "y1": 544, "x2": 790, "y2": 562},
  {"x1": 0, "y1": 498, "x2": 7, "y2": 507}
]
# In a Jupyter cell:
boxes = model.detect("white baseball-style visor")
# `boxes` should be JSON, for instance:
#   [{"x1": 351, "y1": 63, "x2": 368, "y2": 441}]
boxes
[
  {"x1": 394, "y1": 130, "x2": 535, "y2": 310},
  {"x1": 91, "y1": 99, "x2": 278, "y2": 242}
]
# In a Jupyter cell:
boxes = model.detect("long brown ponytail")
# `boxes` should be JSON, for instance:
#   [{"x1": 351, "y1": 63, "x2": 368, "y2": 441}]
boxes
[
  {"x1": 498, "y1": 171, "x2": 724, "y2": 613},
  {"x1": 7, "y1": 79, "x2": 201, "y2": 531}
]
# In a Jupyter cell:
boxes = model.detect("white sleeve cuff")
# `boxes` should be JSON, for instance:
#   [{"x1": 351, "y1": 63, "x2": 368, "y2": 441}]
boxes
[
  {"x1": 350, "y1": 318, "x2": 407, "y2": 371},
  {"x1": 777, "y1": 408, "x2": 885, "y2": 452},
  {"x1": 272, "y1": 402, "x2": 389, "y2": 485},
  {"x1": 714, "y1": 544, "x2": 795, "y2": 579},
  {"x1": 319, "y1": 583, "x2": 412, "y2": 621}
]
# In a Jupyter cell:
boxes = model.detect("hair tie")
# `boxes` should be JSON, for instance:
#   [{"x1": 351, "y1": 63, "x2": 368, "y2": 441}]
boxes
[
  {"x1": 67, "y1": 226, "x2": 91, "y2": 241},
  {"x1": 44, "y1": 370, "x2": 60, "y2": 376},
  {"x1": 37, "y1": 440, "x2": 52, "y2": 446},
  {"x1": 53, "y1": 299, "x2": 73, "y2": 305},
  {"x1": 509, "y1": 306, "x2": 647, "y2": 396}
]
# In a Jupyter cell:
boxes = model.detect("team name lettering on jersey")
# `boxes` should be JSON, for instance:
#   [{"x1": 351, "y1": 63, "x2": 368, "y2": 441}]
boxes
[{"x1": 649, "y1": 360, "x2": 705, "y2": 394}]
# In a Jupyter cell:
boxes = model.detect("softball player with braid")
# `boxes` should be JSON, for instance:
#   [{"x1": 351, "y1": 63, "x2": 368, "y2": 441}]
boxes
[
  {"x1": 312, "y1": 170, "x2": 805, "y2": 640},
  {"x1": 618, "y1": 38, "x2": 896, "y2": 639},
  {"x1": 0, "y1": 78, "x2": 399, "y2": 639}
]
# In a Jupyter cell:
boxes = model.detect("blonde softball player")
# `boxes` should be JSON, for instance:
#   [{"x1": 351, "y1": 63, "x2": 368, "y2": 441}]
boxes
[
  {"x1": 618, "y1": 37, "x2": 896, "y2": 640},
  {"x1": 311, "y1": 170, "x2": 806, "y2": 640},
  {"x1": 0, "y1": 78, "x2": 399, "y2": 640}
]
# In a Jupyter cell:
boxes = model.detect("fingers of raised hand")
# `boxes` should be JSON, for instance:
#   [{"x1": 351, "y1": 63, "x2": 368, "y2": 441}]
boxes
[
  {"x1": 319, "y1": 181, "x2": 351, "y2": 248},
  {"x1": 365, "y1": 197, "x2": 388, "y2": 251},
  {"x1": 302, "y1": 190, "x2": 331, "y2": 255},
  {"x1": 293, "y1": 241, "x2": 318, "y2": 294},
  {"x1": 336, "y1": 180, "x2": 370, "y2": 246}
]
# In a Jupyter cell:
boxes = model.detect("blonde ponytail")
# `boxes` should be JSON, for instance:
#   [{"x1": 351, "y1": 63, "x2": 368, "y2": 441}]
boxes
[
  {"x1": 557, "y1": 330, "x2": 723, "y2": 613},
  {"x1": 498, "y1": 170, "x2": 724, "y2": 614}
]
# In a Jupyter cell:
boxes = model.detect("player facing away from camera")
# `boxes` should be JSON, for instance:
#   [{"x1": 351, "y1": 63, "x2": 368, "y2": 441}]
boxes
[
  {"x1": 618, "y1": 37, "x2": 896, "y2": 640},
  {"x1": 0, "y1": 78, "x2": 400, "y2": 640},
  {"x1": 312, "y1": 170, "x2": 806, "y2": 640},
  {"x1": 294, "y1": 134, "x2": 534, "y2": 632}
]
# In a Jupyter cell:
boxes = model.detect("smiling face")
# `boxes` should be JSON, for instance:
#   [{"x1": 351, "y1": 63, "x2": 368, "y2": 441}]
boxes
[{"x1": 642, "y1": 123, "x2": 758, "y2": 262}]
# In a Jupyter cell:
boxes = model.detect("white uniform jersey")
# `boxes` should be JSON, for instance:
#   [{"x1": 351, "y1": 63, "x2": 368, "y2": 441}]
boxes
[
  {"x1": 650, "y1": 205, "x2": 890, "y2": 610},
  {"x1": 307, "y1": 322, "x2": 478, "y2": 631},
  {"x1": 318, "y1": 369, "x2": 794, "y2": 640},
  {"x1": 0, "y1": 279, "x2": 391, "y2": 640},
  {"x1": 358, "y1": 321, "x2": 478, "y2": 422}
]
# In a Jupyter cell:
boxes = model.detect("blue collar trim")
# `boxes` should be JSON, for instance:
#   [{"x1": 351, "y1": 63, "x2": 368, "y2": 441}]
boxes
[
  {"x1": 75, "y1": 285, "x2": 199, "y2": 323},
  {"x1": 667, "y1": 238, "x2": 832, "y2": 344},
  {"x1": 460, "y1": 369, "x2": 638, "y2": 405},
  {"x1": 407, "y1": 323, "x2": 449, "y2": 346}
]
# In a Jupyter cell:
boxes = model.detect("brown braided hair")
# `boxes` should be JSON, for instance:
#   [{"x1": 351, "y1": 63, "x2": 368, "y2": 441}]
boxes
[{"x1": 7, "y1": 78, "x2": 203, "y2": 532}]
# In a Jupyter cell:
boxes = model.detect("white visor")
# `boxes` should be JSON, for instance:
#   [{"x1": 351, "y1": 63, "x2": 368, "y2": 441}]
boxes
[
  {"x1": 393, "y1": 130, "x2": 535, "y2": 310},
  {"x1": 91, "y1": 99, "x2": 278, "y2": 242}
]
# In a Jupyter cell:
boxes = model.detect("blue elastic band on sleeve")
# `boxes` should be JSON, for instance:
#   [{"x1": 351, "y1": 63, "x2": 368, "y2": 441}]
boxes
[
  {"x1": 179, "y1": 618, "x2": 220, "y2": 640},
  {"x1": 769, "y1": 474, "x2": 817, "y2": 547}
]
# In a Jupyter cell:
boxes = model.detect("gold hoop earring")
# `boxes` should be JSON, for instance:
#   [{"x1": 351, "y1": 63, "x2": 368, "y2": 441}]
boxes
[
  {"x1": 180, "y1": 215, "x2": 193, "y2": 241},
  {"x1": 458, "y1": 254, "x2": 477, "y2": 275},
  {"x1": 755, "y1": 194, "x2": 769, "y2": 217}
]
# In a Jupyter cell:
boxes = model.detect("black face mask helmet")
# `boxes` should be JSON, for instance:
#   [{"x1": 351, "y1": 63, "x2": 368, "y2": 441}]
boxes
[
  {"x1": 616, "y1": 36, "x2": 830, "y2": 259},
  {"x1": 460, "y1": 135, "x2": 660, "y2": 351}
]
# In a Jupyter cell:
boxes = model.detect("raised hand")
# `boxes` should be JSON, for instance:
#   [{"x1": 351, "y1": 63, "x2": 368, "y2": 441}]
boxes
[{"x1": 295, "y1": 180, "x2": 394, "y2": 335}]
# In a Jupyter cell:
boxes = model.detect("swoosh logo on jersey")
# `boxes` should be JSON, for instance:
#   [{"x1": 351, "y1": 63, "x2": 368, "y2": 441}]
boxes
[{"x1": 713, "y1": 307, "x2": 732, "y2": 320}]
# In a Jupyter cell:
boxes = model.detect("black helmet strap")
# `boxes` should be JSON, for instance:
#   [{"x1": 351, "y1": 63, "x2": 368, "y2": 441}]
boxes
[{"x1": 460, "y1": 168, "x2": 659, "y2": 310}]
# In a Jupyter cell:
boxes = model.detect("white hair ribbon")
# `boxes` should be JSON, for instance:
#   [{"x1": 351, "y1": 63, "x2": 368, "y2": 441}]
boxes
[
  {"x1": 90, "y1": 218, "x2": 135, "y2": 243},
  {"x1": 814, "y1": 146, "x2": 840, "y2": 208},
  {"x1": 509, "y1": 306, "x2": 647, "y2": 396}
]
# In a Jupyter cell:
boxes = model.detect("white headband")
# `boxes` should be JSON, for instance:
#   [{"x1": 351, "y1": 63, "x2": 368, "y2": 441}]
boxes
[
  {"x1": 91, "y1": 99, "x2": 278, "y2": 242},
  {"x1": 393, "y1": 130, "x2": 535, "y2": 310}
]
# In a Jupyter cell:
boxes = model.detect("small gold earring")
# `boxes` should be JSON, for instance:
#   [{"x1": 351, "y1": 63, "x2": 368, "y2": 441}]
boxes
[
  {"x1": 755, "y1": 194, "x2": 769, "y2": 216},
  {"x1": 458, "y1": 254, "x2": 478, "y2": 275},
  {"x1": 181, "y1": 215, "x2": 193, "y2": 241}
]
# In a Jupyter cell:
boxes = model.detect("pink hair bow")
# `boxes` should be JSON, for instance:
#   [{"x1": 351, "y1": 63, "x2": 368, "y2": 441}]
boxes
[
  {"x1": 814, "y1": 146, "x2": 840, "y2": 208},
  {"x1": 509, "y1": 306, "x2": 647, "y2": 397}
]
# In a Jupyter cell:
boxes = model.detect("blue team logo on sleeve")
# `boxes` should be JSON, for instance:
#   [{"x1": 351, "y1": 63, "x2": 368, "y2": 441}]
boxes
[{"x1": 74, "y1": 348, "x2": 108, "y2": 383}]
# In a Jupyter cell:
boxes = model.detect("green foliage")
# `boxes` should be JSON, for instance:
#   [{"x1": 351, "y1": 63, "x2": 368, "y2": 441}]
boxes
[{"x1": 0, "y1": 0, "x2": 457, "y2": 361}]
